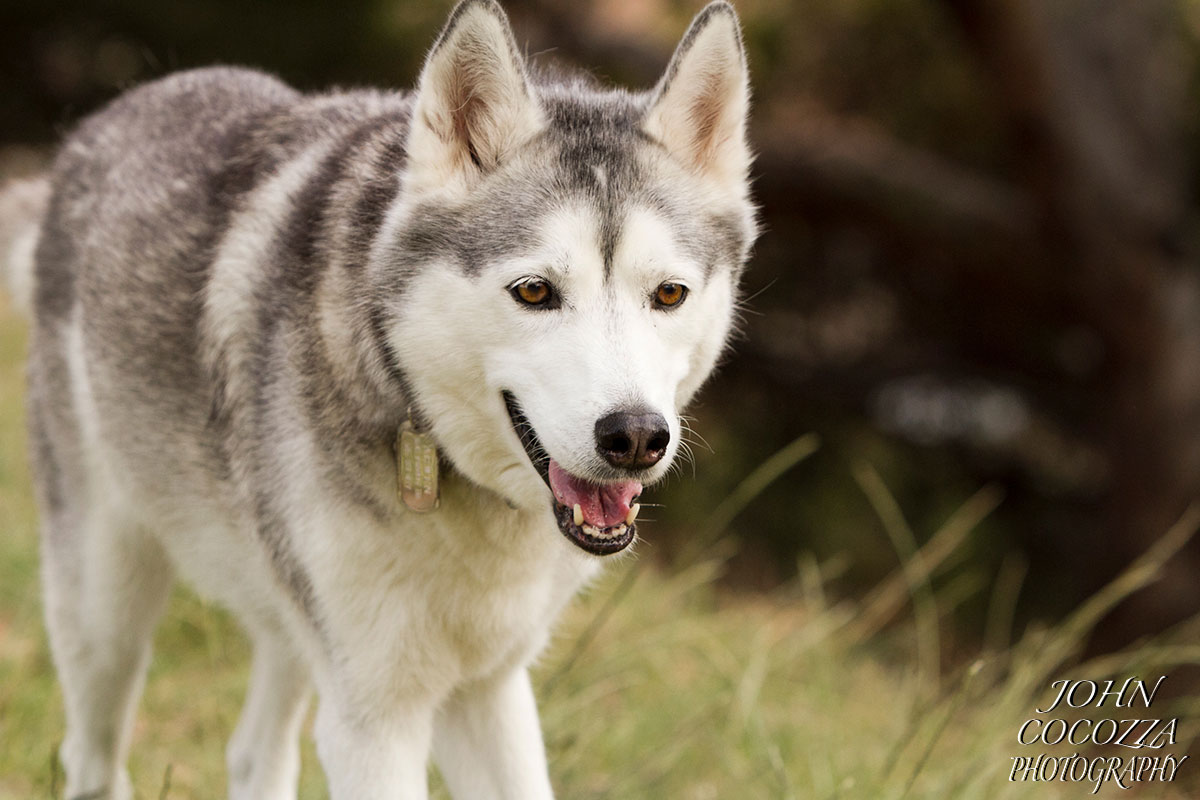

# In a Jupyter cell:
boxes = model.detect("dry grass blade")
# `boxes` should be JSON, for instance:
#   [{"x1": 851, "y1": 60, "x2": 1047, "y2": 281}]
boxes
[
  {"x1": 894, "y1": 660, "x2": 986, "y2": 800},
  {"x1": 690, "y1": 433, "x2": 821, "y2": 555},
  {"x1": 851, "y1": 464, "x2": 940, "y2": 692},
  {"x1": 849, "y1": 482, "x2": 1003, "y2": 643},
  {"x1": 983, "y1": 552, "x2": 1028, "y2": 655}
]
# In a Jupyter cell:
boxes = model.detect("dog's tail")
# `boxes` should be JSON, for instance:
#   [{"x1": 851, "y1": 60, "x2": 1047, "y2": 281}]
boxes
[{"x1": 0, "y1": 176, "x2": 51, "y2": 317}]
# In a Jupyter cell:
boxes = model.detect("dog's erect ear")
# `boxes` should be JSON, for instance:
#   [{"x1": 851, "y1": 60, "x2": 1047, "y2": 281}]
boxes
[
  {"x1": 407, "y1": 0, "x2": 542, "y2": 192},
  {"x1": 644, "y1": 2, "x2": 751, "y2": 191}
]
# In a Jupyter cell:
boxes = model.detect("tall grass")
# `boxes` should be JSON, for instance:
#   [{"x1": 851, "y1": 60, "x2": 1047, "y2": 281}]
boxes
[{"x1": 1, "y1": 297, "x2": 1198, "y2": 798}]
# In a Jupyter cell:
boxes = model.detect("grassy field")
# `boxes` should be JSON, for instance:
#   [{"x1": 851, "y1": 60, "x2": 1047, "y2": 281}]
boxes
[{"x1": 2, "y1": 294, "x2": 1199, "y2": 799}]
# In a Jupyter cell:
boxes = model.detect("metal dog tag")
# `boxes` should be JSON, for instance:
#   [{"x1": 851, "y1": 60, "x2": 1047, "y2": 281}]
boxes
[{"x1": 397, "y1": 420, "x2": 439, "y2": 513}]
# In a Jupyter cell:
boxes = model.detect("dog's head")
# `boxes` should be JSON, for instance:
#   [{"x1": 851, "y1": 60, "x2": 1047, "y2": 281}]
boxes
[{"x1": 377, "y1": 0, "x2": 755, "y2": 555}]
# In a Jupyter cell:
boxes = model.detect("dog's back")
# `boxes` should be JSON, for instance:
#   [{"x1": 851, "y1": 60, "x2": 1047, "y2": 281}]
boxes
[
  {"x1": 26, "y1": 68, "x2": 411, "y2": 505},
  {"x1": 29, "y1": 70, "x2": 284, "y2": 506}
]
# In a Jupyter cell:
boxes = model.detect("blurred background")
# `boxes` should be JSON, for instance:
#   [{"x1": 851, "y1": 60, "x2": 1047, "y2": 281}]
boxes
[{"x1": 2, "y1": 0, "x2": 1199, "y2": 651}]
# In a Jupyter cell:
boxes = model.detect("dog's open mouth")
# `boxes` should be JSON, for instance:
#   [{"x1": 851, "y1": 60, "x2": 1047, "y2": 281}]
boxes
[{"x1": 503, "y1": 391, "x2": 641, "y2": 556}]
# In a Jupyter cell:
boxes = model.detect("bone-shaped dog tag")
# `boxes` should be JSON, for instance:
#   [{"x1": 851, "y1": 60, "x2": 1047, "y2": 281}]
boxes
[{"x1": 397, "y1": 420, "x2": 439, "y2": 513}]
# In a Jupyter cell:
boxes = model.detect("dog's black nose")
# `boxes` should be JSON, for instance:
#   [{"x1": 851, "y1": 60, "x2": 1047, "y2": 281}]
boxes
[{"x1": 594, "y1": 409, "x2": 670, "y2": 470}]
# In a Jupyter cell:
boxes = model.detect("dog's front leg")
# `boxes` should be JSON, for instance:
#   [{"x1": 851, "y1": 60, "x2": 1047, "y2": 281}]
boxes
[
  {"x1": 315, "y1": 697, "x2": 434, "y2": 800},
  {"x1": 432, "y1": 667, "x2": 555, "y2": 800}
]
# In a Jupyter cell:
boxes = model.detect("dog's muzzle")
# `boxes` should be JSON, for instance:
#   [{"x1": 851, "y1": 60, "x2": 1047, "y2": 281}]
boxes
[{"x1": 503, "y1": 391, "x2": 641, "y2": 555}]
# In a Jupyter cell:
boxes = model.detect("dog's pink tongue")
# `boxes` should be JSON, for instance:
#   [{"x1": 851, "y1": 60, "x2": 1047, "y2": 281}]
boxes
[{"x1": 548, "y1": 460, "x2": 641, "y2": 528}]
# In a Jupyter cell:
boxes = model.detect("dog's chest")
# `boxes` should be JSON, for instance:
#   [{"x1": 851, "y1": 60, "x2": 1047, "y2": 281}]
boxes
[
  {"x1": 314, "y1": 490, "x2": 601, "y2": 697},
  {"x1": 414, "y1": 506, "x2": 595, "y2": 677}
]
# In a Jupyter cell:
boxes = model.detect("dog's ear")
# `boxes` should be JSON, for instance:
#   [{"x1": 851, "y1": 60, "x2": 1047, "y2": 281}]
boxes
[
  {"x1": 407, "y1": 0, "x2": 542, "y2": 192},
  {"x1": 644, "y1": 2, "x2": 751, "y2": 191}
]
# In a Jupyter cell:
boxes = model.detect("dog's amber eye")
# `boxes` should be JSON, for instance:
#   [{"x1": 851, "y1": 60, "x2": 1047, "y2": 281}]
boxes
[
  {"x1": 653, "y1": 282, "x2": 688, "y2": 309},
  {"x1": 510, "y1": 277, "x2": 557, "y2": 308}
]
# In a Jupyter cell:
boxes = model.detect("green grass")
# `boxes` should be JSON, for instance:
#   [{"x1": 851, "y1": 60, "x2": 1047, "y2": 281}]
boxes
[{"x1": 2, "y1": 295, "x2": 1199, "y2": 799}]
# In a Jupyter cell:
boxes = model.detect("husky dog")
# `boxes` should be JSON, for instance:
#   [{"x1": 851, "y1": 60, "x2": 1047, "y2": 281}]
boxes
[{"x1": 1, "y1": 1, "x2": 754, "y2": 797}]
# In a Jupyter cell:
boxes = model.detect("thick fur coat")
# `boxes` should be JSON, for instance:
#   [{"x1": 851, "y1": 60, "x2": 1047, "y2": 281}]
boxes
[{"x1": 0, "y1": 2, "x2": 756, "y2": 797}]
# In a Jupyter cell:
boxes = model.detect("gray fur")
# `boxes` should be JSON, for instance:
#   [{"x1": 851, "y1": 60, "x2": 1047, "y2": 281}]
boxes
[{"x1": 9, "y1": 1, "x2": 756, "y2": 796}]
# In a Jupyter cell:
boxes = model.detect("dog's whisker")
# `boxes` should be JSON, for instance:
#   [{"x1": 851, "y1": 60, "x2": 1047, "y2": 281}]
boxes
[{"x1": 682, "y1": 428, "x2": 714, "y2": 454}]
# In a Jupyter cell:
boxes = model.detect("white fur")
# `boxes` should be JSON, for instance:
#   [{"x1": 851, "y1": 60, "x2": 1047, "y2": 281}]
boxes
[
  {"x1": 43, "y1": 313, "x2": 174, "y2": 800},
  {"x1": 33, "y1": 3, "x2": 751, "y2": 799},
  {"x1": 390, "y1": 200, "x2": 735, "y2": 519},
  {"x1": 299, "y1": 202, "x2": 740, "y2": 798}
]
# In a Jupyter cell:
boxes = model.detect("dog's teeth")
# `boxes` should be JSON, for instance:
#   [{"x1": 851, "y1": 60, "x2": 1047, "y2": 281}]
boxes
[
  {"x1": 599, "y1": 524, "x2": 627, "y2": 541},
  {"x1": 573, "y1": 504, "x2": 584, "y2": 526},
  {"x1": 625, "y1": 503, "x2": 640, "y2": 525}
]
